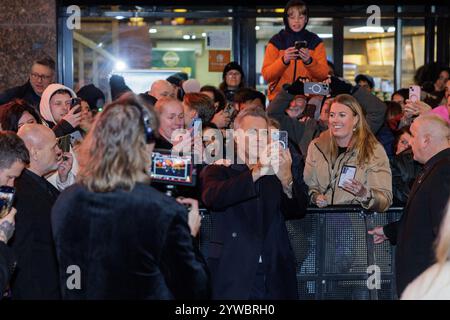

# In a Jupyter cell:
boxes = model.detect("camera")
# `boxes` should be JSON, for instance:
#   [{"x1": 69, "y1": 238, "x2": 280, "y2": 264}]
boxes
[
  {"x1": 294, "y1": 40, "x2": 308, "y2": 50},
  {"x1": 304, "y1": 82, "x2": 330, "y2": 96},
  {"x1": 0, "y1": 186, "x2": 15, "y2": 219},
  {"x1": 150, "y1": 149, "x2": 197, "y2": 187},
  {"x1": 70, "y1": 98, "x2": 82, "y2": 114}
]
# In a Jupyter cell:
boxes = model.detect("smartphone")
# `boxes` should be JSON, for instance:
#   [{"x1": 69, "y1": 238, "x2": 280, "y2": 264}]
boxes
[
  {"x1": 304, "y1": 82, "x2": 330, "y2": 96},
  {"x1": 295, "y1": 40, "x2": 308, "y2": 50},
  {"x1": 338, "y1": 165, "x2": 357, "y2": 188},
  {"x1": 0, "y1": 186, "x2": 15, "y2": 219},
  {"x1": 409, "y1": 85, "x2": 421, "y2": 103},
  {"x1": 271, "y1": 130, "x2": 288, "y2": 149},
  {"x1": 190, "y1": 118, "x2": 202, "y2": 137},
  {"x1": 70, "y1": 98, "x2": 82, "y2": 114}
]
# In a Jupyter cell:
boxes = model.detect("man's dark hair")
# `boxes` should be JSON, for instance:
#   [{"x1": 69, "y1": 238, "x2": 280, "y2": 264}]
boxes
[
  {"x1": 391, "y1": 88, "x2": 409, "y2": 101},
  {"x1": 33, "y1": 56, "x2": 56, "y2": 71},
  {"x1": 0, "y1": 99, "x2": 42, "y2": 132},
  {"x1": 183, "y1": 93, "x2": 216, "y2": 123},
  {"x1": 0, "y1": 131, "x2": 30, "y2": 169},
  {"x1": 200, "y1": 85, "x2": 227, "y2": 110},
  {"x1": 234, "y1": 87, "x2": 266, "y2": 107}
]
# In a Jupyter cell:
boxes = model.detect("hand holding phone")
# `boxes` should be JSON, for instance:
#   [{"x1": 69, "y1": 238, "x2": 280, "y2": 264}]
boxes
[{"x1": 0, "y1": 186, "x2": 15, "y2": 219}]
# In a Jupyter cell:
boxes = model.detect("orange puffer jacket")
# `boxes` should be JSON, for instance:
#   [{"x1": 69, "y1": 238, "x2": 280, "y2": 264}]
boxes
[{"x1": 262, "y1": 28, "x2": 329, "y2": 101}]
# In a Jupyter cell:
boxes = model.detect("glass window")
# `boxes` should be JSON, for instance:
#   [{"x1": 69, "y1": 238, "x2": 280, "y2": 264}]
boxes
[
  {"x1": 343, "y1": 18, "x2": 396, "y2": 101},
  {"x1": 400, "y1": 19, "x2": 425, "y2": 89},
  {"x1": 255, "y1": 16, "x2": 333, "y2": 95},
  {"x1": 73, "y1": 7, "x2": 232, "y2": 99}
]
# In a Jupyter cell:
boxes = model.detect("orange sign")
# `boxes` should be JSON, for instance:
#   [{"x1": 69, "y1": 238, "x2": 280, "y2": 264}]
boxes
[{"x1": 209, "y1": 50, "x2": 231, "y2": 72}]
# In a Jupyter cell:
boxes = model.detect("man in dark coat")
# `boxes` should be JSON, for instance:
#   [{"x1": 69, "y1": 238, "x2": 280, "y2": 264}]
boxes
[
  {"x1": 0, "y1": 132, "x2": 30, "y2": 296},
  {"x1": 369, "y1": 114, "x2": 450, "y2": 297},
  {"x1": 0, "y1": 57, "x2": 55, "y2": 112},
  {"x1": 9, "y1": 124, "x2": 67, "y2": 299},
  {"x1": 201, "y1": 106, "x2": 308, "y2": 299}
]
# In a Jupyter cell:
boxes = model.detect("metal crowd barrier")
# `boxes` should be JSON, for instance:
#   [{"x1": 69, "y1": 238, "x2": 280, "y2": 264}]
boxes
[{"x1": 199, "y1": 206, "x2": 404, "y2": 300}]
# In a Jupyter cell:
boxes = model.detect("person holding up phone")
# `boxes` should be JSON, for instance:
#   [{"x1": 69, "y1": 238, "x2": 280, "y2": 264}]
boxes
[
  {"x1": 0, "y1": 132, "x2": 30, "y2": 297},
  {"x1": 304, "y1": 94, "x2": 392, "y2": 211},
  {"x1": 261, "y1": 0, "x2": 328, "y2": 101}
]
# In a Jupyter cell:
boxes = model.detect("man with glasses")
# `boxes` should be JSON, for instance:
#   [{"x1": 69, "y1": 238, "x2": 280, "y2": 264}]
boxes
[{"x1": 0, "y1": 57, "x2": 55, "y2": 111}]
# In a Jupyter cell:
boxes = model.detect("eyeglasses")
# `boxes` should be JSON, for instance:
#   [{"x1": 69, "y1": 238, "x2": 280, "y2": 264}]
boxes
[{"x1": 30, "y1": 73, "x2": 52, "y2": 81}]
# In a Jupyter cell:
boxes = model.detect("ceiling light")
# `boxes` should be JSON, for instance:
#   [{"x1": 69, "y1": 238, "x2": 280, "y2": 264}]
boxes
[
  {"x1": 349, "y1": 26, "x2": 384, "y2": 33},
  {"x1": 149, "y1": 28, "x2": 157, "y2": 33},
  {"x1": 318, "y1": 33, "x2": 333, "y2": 38},
  {"x1": 115, "y1": 60, "x2": 127, "y2": 71}
]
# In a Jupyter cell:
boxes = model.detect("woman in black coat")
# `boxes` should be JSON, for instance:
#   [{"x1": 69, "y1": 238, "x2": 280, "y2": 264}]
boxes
[{"x1": 51, "y1": 94, "x2": 210, "y2": 299}]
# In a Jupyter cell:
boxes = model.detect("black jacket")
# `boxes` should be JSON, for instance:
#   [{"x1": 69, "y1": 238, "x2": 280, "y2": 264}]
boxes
[
  {"x1": 51, "y1": 183, "x2": 210, "y2": 300},
  {"x1": 383, "y1": 148, "x2": 450, "y2": 296},
  {"x1": 0, "y1": 242, "x2": 15, "y2": 295},
  {"x1": 390, "y1": 149, "x2": 423, "y2": 205},
  {"x1": 44, "y1": 119, "x2": 77, "y2": 138},
  {"x1": 0, "y1": 80, "x2": 41, "y2": 110},
  {"x1": 200, "y1": 163, "x2": 308, "y2": 299},
  {"x1": 9, "y1": 169, "x2": 61, "y2": 299}
]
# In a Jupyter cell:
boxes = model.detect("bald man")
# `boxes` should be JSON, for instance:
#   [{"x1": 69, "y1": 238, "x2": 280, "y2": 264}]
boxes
[
  {"x1": 149, "y1": 80, "x2": 176, "y2": 101},
  {"x1": 9, "y1": 124, "x2": 62, "y2": 299},
  {"x1": 370, "y1": 114, "x2": 450, "y2": 297}
]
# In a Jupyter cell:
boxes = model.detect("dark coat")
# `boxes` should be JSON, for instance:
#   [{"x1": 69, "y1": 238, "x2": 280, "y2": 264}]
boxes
[
  {"x1": 0, "y1": 242, "x2": 15, "y2": 295},
  {"x1": 51, "y1": 183, "x2": 210, "y2": 300},
  {"x1": 390, "y1": 149, "x2": 423, "y2": 205},
  {"x1": 384, "y1": 148, "x2": 450, "y2": 296},
  {"x1": 200, "y1": 163, "x2": 308, "y2": 299},
  {"x1": 0, "y1": 80, "x2": 41, "y2": 111},
  {"x1": 44, "y1": 119, "x2": 77, "y2": 139},
  {"x1": 9, "y1": 169, "x2": 61, "y2": 299}
]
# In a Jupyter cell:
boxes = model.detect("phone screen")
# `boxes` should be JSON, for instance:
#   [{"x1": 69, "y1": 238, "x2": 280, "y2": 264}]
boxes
[
  {"x1": 0, "y1": 186, "x2": 15, "y2": 219},
  {"x1": 271, "y1": 130, "x2": 288, "y2": 149}
]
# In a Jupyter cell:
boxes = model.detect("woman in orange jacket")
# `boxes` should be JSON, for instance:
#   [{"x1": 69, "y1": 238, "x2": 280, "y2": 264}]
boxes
[{"x1": 262, "y1": 0, "x2": 328, "y2": 101}]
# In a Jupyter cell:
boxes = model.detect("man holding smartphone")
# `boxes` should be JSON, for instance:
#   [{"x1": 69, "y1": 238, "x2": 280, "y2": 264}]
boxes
[
  {"x1": 0, "y1": 132, "x2": 30, "y2": 296},
  {"x1": 261, "y1": 0, "x2": 328, "y2": 101}
]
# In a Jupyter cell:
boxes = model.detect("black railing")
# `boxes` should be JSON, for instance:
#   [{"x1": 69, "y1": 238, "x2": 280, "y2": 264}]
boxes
[{"x1": 199, "y1": 206, "x2": 403, "y2": 300}]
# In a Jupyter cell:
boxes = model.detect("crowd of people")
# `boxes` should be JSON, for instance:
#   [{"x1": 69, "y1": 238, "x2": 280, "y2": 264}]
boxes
[{"x1": 0, "y1": 0, "x2": 449, "y2": 300}]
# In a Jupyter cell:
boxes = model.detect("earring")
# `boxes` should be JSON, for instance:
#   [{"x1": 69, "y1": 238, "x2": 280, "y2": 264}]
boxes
[{"x1": 352, "y1": 127, "x2": 356, "y2": 132}]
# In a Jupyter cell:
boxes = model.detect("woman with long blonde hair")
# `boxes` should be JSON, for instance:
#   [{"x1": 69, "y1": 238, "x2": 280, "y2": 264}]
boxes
[{"x1": 304, "y1": 94, "x2": 392, "y2": 211}]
